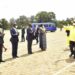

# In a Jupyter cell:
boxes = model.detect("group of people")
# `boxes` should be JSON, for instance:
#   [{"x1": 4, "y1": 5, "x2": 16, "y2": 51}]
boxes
[
  {"x1": 0, "y1": 23, "x2": 47, "y2": 62},
  {"x1": 26, "y1": 24, "x2": 47, "y2": 54},
  {"x1": 64, "y1": 20, "x2": 75, "y2": 59},
  {"x1": 1, "y1": 21, "x2": 75, "y2": 63}
]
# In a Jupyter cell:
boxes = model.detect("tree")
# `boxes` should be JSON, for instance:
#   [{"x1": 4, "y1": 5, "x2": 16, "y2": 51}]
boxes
[
  {"x1": 56, "y1": 20, "x2": 68, "y2": 28},
  {"x1": 48, "y1": 12, "x2": 56, "y2": 21},
  {"x1": 35, "y1": 11, "x2": 56, "y2": 22},
  {"x1": 66, "y1": 18, "x2": 73, "y2": 25},
  {"x1": 16, "y1": 15, "x2": 29, "y2": 29},
  {"x1": 35, "y1": 11, "x2": 48, "y2": 22},
  {"x1": 1, "y1": 18, "x2": 9, "y2": 29},
  {"x1": 30, "y1": 15, "x2": 35, "y2": 23}
]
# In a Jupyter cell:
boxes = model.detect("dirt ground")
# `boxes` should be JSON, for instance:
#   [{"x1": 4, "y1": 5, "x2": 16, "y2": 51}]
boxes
[{"x1": 0, "y1": 29, "x2": 75, "y2": 75}]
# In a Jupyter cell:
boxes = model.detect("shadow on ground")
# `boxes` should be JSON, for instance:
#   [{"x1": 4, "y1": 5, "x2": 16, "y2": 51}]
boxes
[{"x1": 3, "y1": 50, "x2": 44, "y2": 63}]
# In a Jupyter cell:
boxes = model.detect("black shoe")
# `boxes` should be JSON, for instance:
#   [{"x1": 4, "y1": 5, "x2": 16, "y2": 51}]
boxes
[
  {"x1": 41, "y1": 49, "x2": 46, "y2": 51},
  {"x1": 74, "y1": 56, "x2": 75, "y2": 59},
  {"x1": 16, "y1": 56, "x2": 19, "y2": 58},
  {"x1": 13, "y1": 56, "x2": 19, "y2": 59},
  {"x1": 69, "y1": 53, "x2": 73, "y2": 57},
  {"x1": 13, "y1": 57, "x2": 16, "y2": 59},
  {"x1": 0, "y1": 60, "x2": 5, "y2": 62},
  {"x1": 28, "y1": 52, "x2": 33, "y2": 54}
]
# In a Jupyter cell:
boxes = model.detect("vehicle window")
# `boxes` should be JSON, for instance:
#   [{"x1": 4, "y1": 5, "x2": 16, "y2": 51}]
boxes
[
  {"x1": 49, "y1": 24, "x2": 51, "y2": 27},
  {"x1": 34, "y1": 24, "x2": 36, "y2": 27},
  {"x1": 52, "y1": 24, "x2": 55, "y2": 26},
  {"x1": 44, "y1": 24, "x2": 48, "y2": 27}
]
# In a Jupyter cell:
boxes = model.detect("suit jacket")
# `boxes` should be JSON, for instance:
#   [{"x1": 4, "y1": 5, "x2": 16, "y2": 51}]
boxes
[
  {"x1": 26, "y1": 27, "x2": 34, "y2": 41},
  {"x1": 10, "y1": 27, "x2": 19, "y2": 42}
]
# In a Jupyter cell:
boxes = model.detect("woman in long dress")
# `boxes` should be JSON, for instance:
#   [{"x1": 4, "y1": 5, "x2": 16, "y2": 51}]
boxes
[{"x1": 39, "y1": 24, "x2": 47, "y2": 51}]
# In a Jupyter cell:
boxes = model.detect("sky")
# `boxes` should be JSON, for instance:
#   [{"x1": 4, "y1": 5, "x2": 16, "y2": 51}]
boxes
[{"x1": 0, "y1": 0, "x2": 75, "y2": 21}]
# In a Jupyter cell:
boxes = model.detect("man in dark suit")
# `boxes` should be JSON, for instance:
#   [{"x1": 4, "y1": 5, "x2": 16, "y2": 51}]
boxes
[
  {"x1": 0, "y1": 26, "x2": 5, "y2": 62},
  {"x1": 10, "y1": 24, "x2": 19, "y2": 58},
  {"x1": 21, "y1": 26, "x2": 25, "y2": 42},
  {"x1": 35, "y1": 27, "x2": 39, "y2": 44},
  {"x1": 26, "y1": 24, "x2": 34, "y2": 54}
]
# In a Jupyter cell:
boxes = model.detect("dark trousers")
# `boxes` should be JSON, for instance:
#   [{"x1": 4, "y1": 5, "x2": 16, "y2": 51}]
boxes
[
  {"x1": 0, "y1": 44, "x2": 3, "y2": 61},
  {"x1": 36, "y1": 36, "x2": 38, "y2": 43},
  {"x1": 12, "y1": 42, "x2": 18, "y2": 58},
  {"x1": 21, "y1": 35, "x2": 25, "y2": 42},
  {"x1": 69, "y1": 41, "x2": 75, "y2": 57},
  {"x1": 27, "y1": 40, "x2": 32, "y2": 54}
]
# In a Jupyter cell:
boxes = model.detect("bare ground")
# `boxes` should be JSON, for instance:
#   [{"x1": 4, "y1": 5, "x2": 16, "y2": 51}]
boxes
[{"x1": 0, "y1": 29, "x2": 74, "y2": 75}]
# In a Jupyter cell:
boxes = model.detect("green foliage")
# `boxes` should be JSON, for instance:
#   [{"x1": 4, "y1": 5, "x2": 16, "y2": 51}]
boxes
[
  {"x1": 35, "y1": 11, "x2": 56, "y2": 22},
  {"x1": 66, "y1": 18, "x2": 73, "y2": 25},
  {"x1": 0, "y1": 11, "x2": 74, "y2": 29},
  {"x1": 0, "y1": 18, "x2": 9, "y2": 30},
  {"x1": 56, "y1": 18, "x2": 74, "y2": 28},
  {"x1": 30, "y1": 15, "x2": 35, "y2": 23},
  {"x1": 16, "y1": 15, "x2": 29, "y2": 29},
  {"x1": 48, "y1": 12, "x2": 56, "y2": 21}
]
